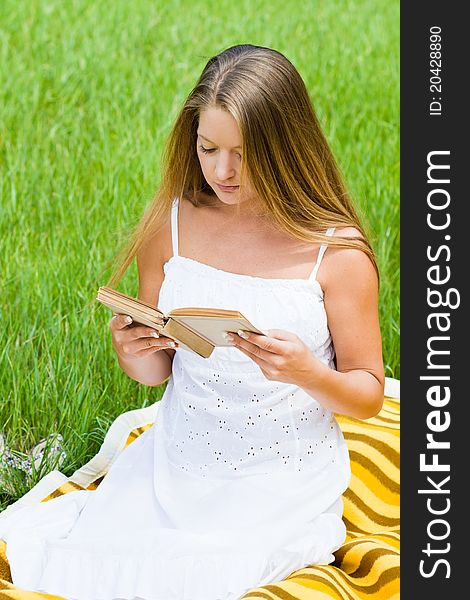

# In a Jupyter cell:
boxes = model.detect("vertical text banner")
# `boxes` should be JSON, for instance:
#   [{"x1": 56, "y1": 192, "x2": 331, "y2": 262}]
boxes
[{"x1": 401, "y1": 2, "x2": 466, "y2": 597}]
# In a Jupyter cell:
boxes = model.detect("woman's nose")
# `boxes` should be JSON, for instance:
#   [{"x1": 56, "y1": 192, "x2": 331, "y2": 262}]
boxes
[{"x1": 215, "y1": 153, "x2": 237, "y2": 180}]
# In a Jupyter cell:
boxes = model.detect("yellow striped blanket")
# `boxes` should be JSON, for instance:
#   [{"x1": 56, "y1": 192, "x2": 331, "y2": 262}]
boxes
[{"x1": 0, "y1": 378, "x2": 400, "y2": 599}]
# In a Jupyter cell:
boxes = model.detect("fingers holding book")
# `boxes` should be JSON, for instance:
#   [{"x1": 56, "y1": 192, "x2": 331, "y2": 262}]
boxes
[
  {"x1": 109, "y1": 313, "x2": 179, "y2": 359},
  {"x1": 110, "y1": 313, "x2": 134, "y2": 330}
]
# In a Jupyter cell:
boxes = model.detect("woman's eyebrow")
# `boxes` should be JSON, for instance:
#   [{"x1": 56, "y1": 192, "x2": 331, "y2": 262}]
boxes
[{"x1": 197, "y1": 133, "x2": 242, "y2": 149}]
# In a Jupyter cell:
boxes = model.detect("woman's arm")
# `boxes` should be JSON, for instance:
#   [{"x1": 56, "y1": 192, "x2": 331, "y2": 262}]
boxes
[
  {"x1": 116, "y1": 350, "x2": 173, "y2": 387},
  {"x1": 113, "y1": 221, "x2": 176, "y2": 387},
  {"x1": 298, "y1": 237, "x2": 385, "y2": 419},
  {"x1": 228, "y1": 231, "x2": 385, "y2": 420}
]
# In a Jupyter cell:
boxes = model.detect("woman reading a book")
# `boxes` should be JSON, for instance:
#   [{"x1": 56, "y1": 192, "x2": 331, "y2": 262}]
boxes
[{"x1": 0, "y1": 44, "x2": 384, "y2": 600}]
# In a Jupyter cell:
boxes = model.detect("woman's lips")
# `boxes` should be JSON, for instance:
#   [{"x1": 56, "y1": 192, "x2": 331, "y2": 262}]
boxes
[{"x1": 217, "y1": 184, "x2": 239, "y2": 193}]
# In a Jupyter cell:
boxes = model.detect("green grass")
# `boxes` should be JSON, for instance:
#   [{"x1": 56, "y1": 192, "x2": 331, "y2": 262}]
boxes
[{"x1": 0, "y1": 0, "x2": 399, "y2": 508}]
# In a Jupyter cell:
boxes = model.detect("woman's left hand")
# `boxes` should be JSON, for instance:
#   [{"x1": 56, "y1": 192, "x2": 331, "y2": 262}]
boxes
[{"x1": 224, "y1": 329, "x2": 317, "y2": 386}]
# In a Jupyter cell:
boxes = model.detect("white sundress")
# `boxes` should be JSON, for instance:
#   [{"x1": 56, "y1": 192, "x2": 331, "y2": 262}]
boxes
[{"x1": 0, "y1": 197, "x2": 351, "y2": 600}]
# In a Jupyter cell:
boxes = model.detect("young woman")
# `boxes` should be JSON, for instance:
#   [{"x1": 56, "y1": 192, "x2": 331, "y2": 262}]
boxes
[{"x1": 0, "y1": 44, "x2": 384, "y2": 600}]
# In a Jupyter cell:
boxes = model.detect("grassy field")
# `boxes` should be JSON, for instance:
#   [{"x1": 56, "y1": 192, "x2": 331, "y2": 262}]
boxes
[{"x1": 0, "y1": 0, "x2": 399, "y2": 508}]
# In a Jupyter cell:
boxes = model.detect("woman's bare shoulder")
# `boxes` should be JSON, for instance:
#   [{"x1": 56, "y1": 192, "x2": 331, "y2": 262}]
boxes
[
  {"x1": 333, "y1": 225, "x2": 364, "y2": 240},
  {"x1": 318, "y1": 226, "x2": 377, "y2": 293}
]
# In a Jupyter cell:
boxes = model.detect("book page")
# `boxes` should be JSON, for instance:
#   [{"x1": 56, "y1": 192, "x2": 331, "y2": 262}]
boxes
[{"x1": 171, "y1": 315, "x2": 264, "y2": 346}]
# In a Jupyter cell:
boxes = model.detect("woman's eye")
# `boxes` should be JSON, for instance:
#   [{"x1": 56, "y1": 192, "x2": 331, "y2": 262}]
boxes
[
  {"x1": 198, "y1": 145, "x2": 242, "y2": 159},
  {"x1": 199, "y1": 145, "x2": 215, "y2": 154}
]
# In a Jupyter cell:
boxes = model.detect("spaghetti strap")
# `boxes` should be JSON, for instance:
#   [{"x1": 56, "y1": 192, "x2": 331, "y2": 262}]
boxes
[
  {"x1": 309, "y1": 227, "x2": 335, "y2": 281},
  {"x1": 170, "y1": 197, "x2": 180, "y2": 257}
]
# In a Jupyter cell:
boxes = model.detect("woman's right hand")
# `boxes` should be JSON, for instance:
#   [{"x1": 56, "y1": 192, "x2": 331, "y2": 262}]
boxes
[{"x1": 109, "y1": 314, "x2": 179, "y2": 360}]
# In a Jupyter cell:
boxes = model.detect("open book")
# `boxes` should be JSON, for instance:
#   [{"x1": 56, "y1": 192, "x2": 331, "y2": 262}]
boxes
[{"x1": 96, "y1": 286, "x2": 265, "y2": 359}]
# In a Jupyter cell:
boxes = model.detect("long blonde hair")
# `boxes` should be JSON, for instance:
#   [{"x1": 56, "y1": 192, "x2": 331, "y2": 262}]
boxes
[{"x1": 106, "y1": 44, "x2": 378, "y2": 288}]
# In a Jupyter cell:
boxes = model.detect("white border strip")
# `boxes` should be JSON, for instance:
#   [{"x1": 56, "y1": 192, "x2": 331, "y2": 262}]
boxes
[{"x1": 385, "y1": 376, "x2": 400, "y2": 399}]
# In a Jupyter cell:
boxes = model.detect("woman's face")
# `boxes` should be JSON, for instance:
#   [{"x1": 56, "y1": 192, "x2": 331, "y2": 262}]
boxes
[{"x1": 196, "y1": 107, "x2": 256, "y2": 207}]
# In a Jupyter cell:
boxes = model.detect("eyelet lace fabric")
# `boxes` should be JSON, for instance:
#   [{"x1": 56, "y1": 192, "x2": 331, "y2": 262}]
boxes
[{"x1": 158, "y1": 255, "x2": 343, "y2": 479}]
